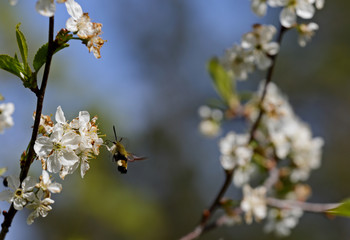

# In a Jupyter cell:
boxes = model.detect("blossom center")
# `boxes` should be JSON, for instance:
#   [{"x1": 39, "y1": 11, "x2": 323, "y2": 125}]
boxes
[
  {"x1": 15, "y1": 188, "x2": 23, "y2": 197},
  {"x1": 288, "y1": 0, "x2": 297, "y2": 7}
]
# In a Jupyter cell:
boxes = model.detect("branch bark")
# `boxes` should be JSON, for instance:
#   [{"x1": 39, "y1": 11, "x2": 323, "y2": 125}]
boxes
[{"x1": 0, "y1": 16, "x2": 55, "y2": 240}]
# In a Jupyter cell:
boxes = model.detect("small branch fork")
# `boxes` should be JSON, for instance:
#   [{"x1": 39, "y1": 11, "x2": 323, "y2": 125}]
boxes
[
  {"x1": 0, "y1": 16, "x2": 55, "y2": 240},
  {"x1": 181, "y1": 23, "x2": 339, "y2": 240}
]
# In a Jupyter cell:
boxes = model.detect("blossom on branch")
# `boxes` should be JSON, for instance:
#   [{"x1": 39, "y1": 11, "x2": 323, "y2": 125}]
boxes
[
  {"x1": 221, "y1": 44, "x2": 255, "y2": 80},
  {"x1": 36, "y1": 170, "x2": 62, "y2": 194},
  {"x1": 297, "y1": 22, "x2": 319, "y2": 47},
  {"x1": 26, "y1": 189, "x2": 55, "y2": 225},
  {"x1": 270, "y1": 0, "x2": 316, "y2": 28},
  {"x1": 0, "y1": 175, "x2": 36, "y2": 210},
  {"x1": 65, "y1": 0, "x2": 106, "y2": 58},
  {"x1": 34, "y1": 106, "x2": 103, "y2": 179},
  {"x1": 264, "y1": 207, "x2": 303, "y2": 237},
  {"x1": 219, "y1": 132, "x2": 255, "y2": 186},
  {"x1": 36, "y1": 0, "x2": 67, "y2": 17},
  {"x1": 198, "y1": 105, "x2": 223, "y2": 137},
  {"x1": 241, "y1": 185, "x2": 267, "y2": 224},
  {"x1": 241, "y1": 24, "x2": 279, "y2": 70}
]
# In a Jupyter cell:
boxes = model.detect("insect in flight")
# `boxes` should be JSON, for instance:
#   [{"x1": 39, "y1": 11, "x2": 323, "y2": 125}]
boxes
[{"x1": 109, "y1": 125, "x2": 146, "y2": 174}]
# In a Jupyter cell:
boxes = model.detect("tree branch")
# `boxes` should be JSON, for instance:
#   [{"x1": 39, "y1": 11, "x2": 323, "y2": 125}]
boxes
[
  {"x1": 180, "y1": 25, "x2": 287, "y2": 240},
  {"x1": 266, "y1": 198, "x2": 340, "y2": 213},
  {"x1": 0, "y1": 16, "x2": 55, "y2": 240}
]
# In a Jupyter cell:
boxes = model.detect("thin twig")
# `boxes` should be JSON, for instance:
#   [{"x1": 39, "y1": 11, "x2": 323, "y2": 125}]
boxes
[
  {"x1": 180, "y1": 25, "x2": 287, "y2": 240},
  {"x1": 0, "y1": 16, "x2": 55, "y2": 240},
  {"x1": 263, "y1": 167, "x2": 279, "y2": 190},
  {"x1": 266, "y1": 198, "x2": 340, "y2": 213}
]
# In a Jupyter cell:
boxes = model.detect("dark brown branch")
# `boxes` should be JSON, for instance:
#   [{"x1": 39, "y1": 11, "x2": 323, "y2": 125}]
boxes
[
  {"x1": 180, "y1": 25, "x2": 287, "y2": 240},
  {"x1": 0, "y1": 16, "x2": 55, "y2": 240}
]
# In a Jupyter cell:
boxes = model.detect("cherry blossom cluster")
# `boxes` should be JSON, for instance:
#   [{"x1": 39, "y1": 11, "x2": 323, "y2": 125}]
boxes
[
  {"x1": 0, "y1": 171, "x2": 61, "y2": 224},
  {"x1": 251, "y1": 0, "x2": 324, "y2": 46},
  {"x1": 65, "y1": 0, "x2": 106, "y2": 59},
  {"x1": 221, "y1": 24, "x2": 279, "y2": 81},
  {"x1": 34, "y1": 106, "x2": 103, "y2": 179},
  {"x1": 0, "y1": 100, "x2": 15, "y2": 134},
  {"x1": 215, "y1": 82, "x2": 323, "y2": 235},
  {"x1": 197, "y1": 0, "x2": 325, "y2": 237},
  {"x1": 9, "y1": 0, "x2": 106, "y2": 59},
  {"x1": 0, "y1": 106, "x2": 103, "y2": 224}
]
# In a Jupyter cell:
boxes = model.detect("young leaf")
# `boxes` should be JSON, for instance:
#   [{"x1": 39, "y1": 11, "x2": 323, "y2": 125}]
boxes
[
  {"x1": 0, "y1": 54, "x2": 25, "y2": 79},
  {"x1": 207, "y1": 58, "x2": 236, "y2": 104},
  {"x1": 33, "y1": 43, "x2": 48, "y2": 72},
  {"x1": 15, "y1": 23, "x2": 29, "y2": 69},
  {"x1": 327, "y1": 199, "x2": 350, "y2": 217},
  {"x1": 33, "y1": 42, "x2": 69, "y2": 72}
]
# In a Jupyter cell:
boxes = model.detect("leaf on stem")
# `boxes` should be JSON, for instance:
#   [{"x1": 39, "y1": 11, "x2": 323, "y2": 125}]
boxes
[
  {"x1": 33, "y1": 43, "x2": 49, "y2": 72},
  {"x1": 33, "y1": 42, "x2": 69, "y2": 73},
  {"x1": 326, "y1": 199, "x2": 350, "y2": 217},
  {"x1": 207, "y1": 58, "x2": 237, "y2": 107},
  {"x1": 0, "y1": 54, "x2": 25, "y2": 79},
  {"x1": 15, "y1": 23, "x2": 29, "y2": 71}
]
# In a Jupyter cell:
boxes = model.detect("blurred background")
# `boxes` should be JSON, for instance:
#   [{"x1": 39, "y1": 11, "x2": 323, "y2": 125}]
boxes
[{"x1": 0, "y1": 0, "x2": 350, "y2": 239}]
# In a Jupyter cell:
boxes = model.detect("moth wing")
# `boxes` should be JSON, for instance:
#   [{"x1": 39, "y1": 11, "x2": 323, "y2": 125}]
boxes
[{"x1": 127, "y1": 153, "x2": 147, "y2": 162}]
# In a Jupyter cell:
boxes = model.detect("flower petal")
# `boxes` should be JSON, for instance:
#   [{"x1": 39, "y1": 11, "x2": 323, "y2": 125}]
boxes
[
  {"x1": 280, "y1": 7, "x2": 296, "y2": 28},
  {"x1": 65, "y1": 0, "x2": 83, "y2": 19},
  {"x1": 55, "y1": 106, "x2": 66, "y2": 124},
  {"x1": 36, "y1": 0, "x2": 56, "y2": 17}
]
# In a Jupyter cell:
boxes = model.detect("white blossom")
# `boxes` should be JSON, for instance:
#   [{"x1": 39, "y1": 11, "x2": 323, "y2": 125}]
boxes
[
  {"x1": 26, "y1": 189, "x2": 55, "y2": 225},
  {"x1": 0, "y1": 175, "x2": 36, "y2": 210},
  {"x1": 274, "y1": 0, "x2": 316, "y2": 28},
  {"x1": 289, "y1": 123, "x2": 324, "y2": 182},
  {"x1": 315, "y1": 0, "x2": 324, "y2": 9},
  {"x1": 198, "y1": 106, "x2": 223, "y2": 137},
  {"x1": 35, "y1": 106, "x2": 103, "y2": 179},
  {"x1": 264, "y1": 208, "x2": 303, "y2": 237},
  {"x1": 37, "y1": 170, "x2": 62, "y2": 194},
  {"x1": 199, "y1": 120, "x2": 221, "y2": 137},
  {"x1": 241, "y1": 185, "x2": 267, "y2": 224},
  {"x1": 233, "y1": 165, "x2": 256, "y2": 187},
  {"x1": 221, "y1": 44, "x2": 255, "y2": 80},
  {"x1": 35, "y1": 0, "x2": 66, "y2": 17},
  {"x1": 297, "y1": 22, "x2": 319, "y2": 47},
  {"x1": 255, "y1": 81, "x2": 324, "y2": 181},
  {"x1": 69, "y1": 112, "x2": 103, "y2": 178},
  {"x1": 34, "y1": 107, "x2": 81, "y2": 176},
  {"x1": 219, "y1": 132, "x2": 252, "y2": 170},
  {"x1": 251, "y1": 0, "x2": 269, "y2": 16},
  {"x1": 65, "y1": 0, "x2": 106, "y2": 58},
  {"x1": 241, "y1": 25, "x2": 279, "y2": 70},
  {"x1": 0, "y1": 102, "x2": 15, "y2": 134}
]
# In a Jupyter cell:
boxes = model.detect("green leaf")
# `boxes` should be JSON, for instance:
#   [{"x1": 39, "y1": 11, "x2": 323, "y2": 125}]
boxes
[
  {"x1": 327, "y1": 199, "x2": 350, "y2": 217},
  {"x1": 207, "y1": 58, "x2": 236, "y2": 104},
  {"x1": 33, "y1": 43, "x2": 48, "y2": 72},
  {"x1": 0, "y1": 54, "x2": 24, "y2": 79},
  {"x1": 33, "y1": 42, "x2": 69, "y2": 72},
  {"x1": 15, "y1": 23, "x2": 29, "y2": 69}
]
